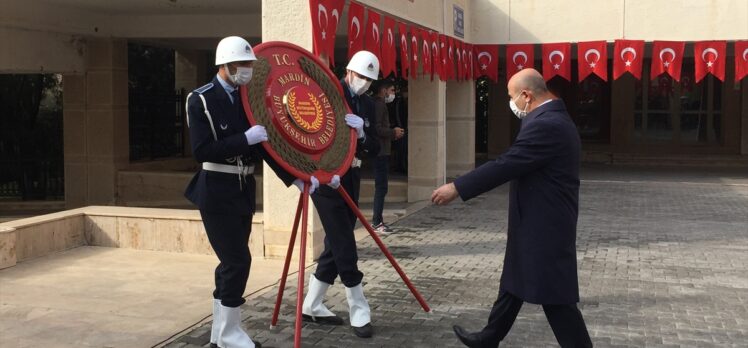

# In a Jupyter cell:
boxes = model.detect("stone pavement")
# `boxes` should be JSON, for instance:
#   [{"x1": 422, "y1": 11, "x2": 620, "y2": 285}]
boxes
[{"x1": 166, "y1": 166, "x2": 748, "y2": 348}]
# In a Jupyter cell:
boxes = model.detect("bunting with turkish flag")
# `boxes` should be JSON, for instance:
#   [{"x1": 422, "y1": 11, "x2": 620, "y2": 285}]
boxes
[
  {"x1": 736, "y1": 41, "x2": 748, "y2": 83},
  {"x1": 430, "y1": 31, "x2": 442, "y2": 81},
  {"x1": 439, "y1": 34, "x2": 451, "y2": 80},
  {"x1": 577, "y1": 41, "x2": 607, "y2": 82},
  {"x1": 505, "y1": 44, "x2": 534, "y2": 81},
  {"x1": 466, "y1": 43, "x2": 474, "y2": 80},
  {"x1": 380, "y1": 16, "x2": 396, "y2": 78},
  {"x1": 410, "y1": 27, "x2": 419, "y2": 79},
  {"x1": 347, "y1": 2, "x2": 365, "y2": 59},
  {"x1": 398, "y1": 22, "x2": 410, "y2": 79},
  {"x1": 613, "y1": 39, "x2": 645, "y2": 80},
  {"x1": 694, "y1": 40, "x2": 726, "y2": 83},
  {"x1": 455, "y1": 40, "x2": 463, "y2": 81},
  {"x1": 541, "y1": 42, "x2": 571, "y2": 81},
  {"x1": 309, "y1": 0, "x2": 344, "y2": 66},
  {"x1": 364, "y1": 10, "x2": 381, "y2": 64},
  {"x1": 419, "y1": 28, "x2": 432, "y2": 76},
  {"x1": 473, "y1": 44, "x2": 499, "y2": 82},
  {"x1": 650, "y1": 41, "x2": 685, "y2": 82},
  {"x1": 447, "y1": 36, "x2": 456, "y2": 80}
]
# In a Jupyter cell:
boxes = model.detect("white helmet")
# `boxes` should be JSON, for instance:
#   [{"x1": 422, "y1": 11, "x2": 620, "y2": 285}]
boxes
[
  {"x1": 347, "y1": 51, "x2": 380, "y2": 80},
  {"x1": 215, "y1": 36, "x2": 257, "y2": 65}
]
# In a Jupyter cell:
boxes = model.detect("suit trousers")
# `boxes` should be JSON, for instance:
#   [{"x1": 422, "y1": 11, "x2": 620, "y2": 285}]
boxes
[
  {"x1": 200, "y1": 210, "x2": 252, "y2": 308},
  {"x1": 310, "y1": 169, "x2": 364, "y2": 288},
  {"x1": 480, "y1": 290, "x2": 592, "y2": 348}
]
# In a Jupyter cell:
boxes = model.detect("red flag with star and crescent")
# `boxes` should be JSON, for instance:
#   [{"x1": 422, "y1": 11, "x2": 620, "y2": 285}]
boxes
[
  {"x1": 309, "y1": 0, "x2": 344, "y2": 66},
  {"x1": 380, "y1": 15, "x2": 396, "y2": 78},
  {"x1": 439, "y1": 34, "x2": 451, "y2": 80},
  {"x1": 466, "y1": 43, "x2": 474, "y2": 80},
  {"x1": 650, "y1": 41, "x2": 685, "y2": 82},
  {"x1": 577, "y1": 41, "x2": 607, "y2": 82},
  {"x1": 613, "y1": 39, "x2": 645, "y2": 80},
  {"x1": 364, "y1": 10, "x2": 381, "y2": 64},
  {"x1": 347, "y1": 2, "x2": 365, "y2": 60},
  {"x1": 447, "y1": 36, "x2": 456, "y2": 80},
  {"x1": 736, "y1": 41, "x2": 748, "y2": 83},
  {"x1": 505, "y1": 44, "x2": 534, "y2": 81},
  {"x1": 419, "y1": 28, "x2": 432, "y2": 76},
  {"x1": 541, "y1": 42, "x2": 571, "y2": 81},
  {"x1": 455, "y1": 39, "x2": 463, "y2": 81},
  {"x1": 473, "y1": 44, "x2": 498, "y2": 82},
  {"x1": 409, "y1": 27, "x2": 419, "y2": 79},
  {"x1": 430, "y1": 31, "x2": 442, "y2": 81},
  {"x1": 694, "y1": 40, "x2": 726, "y2": 83},
  {"x1": 398, "y1": 22, "x2": 410, "y2": 79}
]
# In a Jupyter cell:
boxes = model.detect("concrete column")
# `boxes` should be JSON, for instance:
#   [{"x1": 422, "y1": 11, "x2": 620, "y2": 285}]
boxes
[
  {"x1": 408, "y1": 76, "x2": 447, "y2": 201},
  {"x1": 261, "y1": 0, "x2": 323, "y2": 261},
  {"x1": 446, "y1": 81, "x2": 476, "y2": 178},
  {"x1": 63, "y1": 38, "x2": 129, "y2": 208}
]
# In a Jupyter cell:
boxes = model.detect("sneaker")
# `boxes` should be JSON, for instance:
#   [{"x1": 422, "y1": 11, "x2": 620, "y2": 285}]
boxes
[{"x1": 372, "y1": 222, "x2": 394, "y2": 235}]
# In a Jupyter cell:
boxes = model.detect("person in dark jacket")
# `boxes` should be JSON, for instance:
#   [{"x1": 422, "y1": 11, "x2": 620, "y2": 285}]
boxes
[
  {"x1": 297, "y1": 51, "x2": 381, "y2": 339},
  {"x1": 431, "y1": 68, "x2": 592, "y2": 348},
  {"x1": 370, "y1": 79, "x2": 404, "y2": 234}
]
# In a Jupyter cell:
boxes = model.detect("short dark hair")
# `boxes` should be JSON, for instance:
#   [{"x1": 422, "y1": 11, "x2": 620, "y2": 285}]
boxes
[{"x1": 371, "y1": 79, "x2": 394, "y2": 93}]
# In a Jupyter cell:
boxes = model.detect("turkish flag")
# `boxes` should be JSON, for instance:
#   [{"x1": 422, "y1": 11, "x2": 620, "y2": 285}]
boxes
[
  {"x1": 455, "y1": 40, "x2": 463, "y2": 81},
  {"x1": 439, "y1": 34, "x2": 451, "y2": 80},
  {"x1": 650, "y1": 41, "x2": 685, "y2": 81},
  {"x1": 398, "y1": 22, "x2": 410, "y2": 79},
  {"x1": 474, "y1": 44, "x2": 499, "y2": 82},
  {"x1": 380, "y1": 16, "x2": 396, "y2": 78},
  {"x1": 577, "y1": 41, "x2": 607, "y2": 82},
  {"x1": 613, "y1": 39, "x2": 645, "y2": 80},
  {"x1": 430, "y1": 31, "x2": 442, "y2": 81},
  {"x1": 462, "y1": 43, "x2": 471, "y2": 81},
  {"x1": 309, "y1": 0, "x2": 344, "y2": 66},
  {"x1": 735, "y1": 41, "x2": 748, "y2": 83},
  {"x1": 419, "y1": 28, "x2": 432, "y2": 76},
  {"x1": 447, "y1": 36, "x2": 456, "y2": 80},
  {"x1": 409, "y1": 27, "x2": 419, "y2": 79},
  {"x1": 505, "y1": 44, "x2": 534, "y2": 81},
  {"x1": 347, "y1": 2, "x2": 365, "y2": 60},
  {"x1": 466, "y1": 43, "x2": 474, "y2": 80},
  {"x1": 364, "y1": 10, "x2": 381, "y2": 64},
  {"x1": 541, "y1": 42, "x2": 571, "y2": 81},
  {"x1": 694, "y1": 40, "x2": 727, "y2": 83}
]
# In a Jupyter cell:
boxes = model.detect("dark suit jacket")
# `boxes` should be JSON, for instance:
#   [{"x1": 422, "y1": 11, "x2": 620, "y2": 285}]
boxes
[
  {"x1": 453, "y1": 99, "x2": 582, "y2": 304},
  {"x1": 184, "y1": 76, "x2": 294, "y2": 215}
]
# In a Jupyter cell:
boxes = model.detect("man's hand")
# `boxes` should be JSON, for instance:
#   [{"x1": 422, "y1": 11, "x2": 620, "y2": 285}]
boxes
[
  {"x1": 245, "y1": 125, "x2": 268, "y2": 145},
  {"x1": 345, "y1": 114, "x2": 365, "y2": 139},
  {"x1": 393, "y1": 127, "x2": 405, "y2": 140},
  {"x1": 431, "y1": 182, "x2": 459, "y2": 205},
  {"x1": 292, "y1": 176, "x2": 320, "y2": 194}
]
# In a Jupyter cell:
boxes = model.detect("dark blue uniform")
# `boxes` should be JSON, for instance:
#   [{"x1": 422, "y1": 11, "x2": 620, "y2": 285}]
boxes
[
  {"x1": 308, "y1": 79, "x2": 379, "y2": 287},
  {"x1": 453, "y1": 100, "x2": 592, "y2": 347},
  {"x1": 185, "y1": 76, "x2": 293, "y2": 308}
]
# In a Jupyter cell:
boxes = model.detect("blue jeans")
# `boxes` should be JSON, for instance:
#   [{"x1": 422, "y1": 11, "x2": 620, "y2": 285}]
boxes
[{"x1": 371, "y1": 155, "x2": 389, "y2": 225}]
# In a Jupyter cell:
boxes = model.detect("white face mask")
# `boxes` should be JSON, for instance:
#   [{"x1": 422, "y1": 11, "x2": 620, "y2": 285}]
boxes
[
  {"x1": 350, "y1": 75, "x2": 371, "y2": 95},
  {"x1": 509, "y1": 93, "x2": 529, "y2": 119},
  {"x1": 385, "y1": 94, "x2": 395, "y2": 103},
  {"x1": 226, "y1": 64, "x2": 253, "y2": 85}
]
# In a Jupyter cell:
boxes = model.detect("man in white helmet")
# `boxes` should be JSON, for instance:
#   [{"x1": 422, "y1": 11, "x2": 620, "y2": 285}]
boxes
[
  {"x1": 295, "y1": 50, "x2": 381, "y2": 338},
  {"x1": 185, "y1": 36, "x2": 294, "y2": 348}
]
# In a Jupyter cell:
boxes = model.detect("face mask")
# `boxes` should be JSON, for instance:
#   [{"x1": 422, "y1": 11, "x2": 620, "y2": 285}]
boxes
[
  {"x1": 385, "y1": 94, "x2": 395, "y2": 103},
  {"x1": 350, "y1": 75, "x2": 371, "y2": 95},
  {"x1": 509, "y1": 93, "x2": 529, "y2": 119},
  {"x1": 226, "y1": 64, "x2": 253, "y2": 85}
]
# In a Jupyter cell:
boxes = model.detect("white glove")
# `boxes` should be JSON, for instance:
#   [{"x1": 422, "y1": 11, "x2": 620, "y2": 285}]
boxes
[
  {"x1": 292, "y1": 176, "x2": 319, "y2": 194},
  {"x1": 345, "y1": 114, "x2": 365, "y2": 139},
  {"x1": 327, "y1": 175, "x2": 341, "y2": 189},
  {"x1": 245, "y1": 125, "x2": 268, "y2": 145}
]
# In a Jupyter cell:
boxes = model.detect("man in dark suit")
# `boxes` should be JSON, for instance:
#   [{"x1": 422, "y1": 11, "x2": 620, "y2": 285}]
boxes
[{"x1": 431, "y1": 68, "x2": 592, "y2": 348}]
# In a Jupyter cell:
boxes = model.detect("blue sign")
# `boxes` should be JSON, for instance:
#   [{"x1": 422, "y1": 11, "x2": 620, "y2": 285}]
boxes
[{"x1": 453, "y1": 5, "x2": 464, "y2": 38}]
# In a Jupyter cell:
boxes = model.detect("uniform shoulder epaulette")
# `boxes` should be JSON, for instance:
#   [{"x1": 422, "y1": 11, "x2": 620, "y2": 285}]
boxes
[{"x1": 193, "y1": 82, "x2": 215, "y2": 94}]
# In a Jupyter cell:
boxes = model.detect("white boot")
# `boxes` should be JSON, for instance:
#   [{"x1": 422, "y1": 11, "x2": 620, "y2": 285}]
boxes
[
  {"x1": 210, "y1": 299, "x2": 221, "y2": 346},
  {"x1": 217, "y1": 304, "x2": 256, "y2": 348},
  {"x1": 345, "y1": 284, "x2": 373, "y2": 338},
  {"x1": 302, "y1": 275, "x2": 343, "y2": 325}
]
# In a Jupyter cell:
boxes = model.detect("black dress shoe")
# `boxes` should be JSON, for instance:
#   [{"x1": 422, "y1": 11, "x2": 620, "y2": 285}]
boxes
[
  {"x1": 352, "y1": 323, "x2": 373, "y2": 338},
  {"x1": 210, "y1": 344, "x2": 218, "y2": 348},
  {"x1": 302, "y1": 313, "x2": 344, "y2": 325},
  {"x1": 210, "y1": 341, "x2": 262, "y2": 348},
  {"x1": 453, "y1": 325, "x2": 486, "y2": 347}
]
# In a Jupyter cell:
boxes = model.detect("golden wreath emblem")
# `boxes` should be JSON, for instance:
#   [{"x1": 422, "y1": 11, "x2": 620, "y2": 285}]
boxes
[{"x1": 284, "y1": 89, "x2": 324, "y2": 133}]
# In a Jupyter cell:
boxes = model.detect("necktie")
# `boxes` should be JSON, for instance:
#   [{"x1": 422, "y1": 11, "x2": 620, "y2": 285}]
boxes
[{"x1": 231, "y1": 89, "x2": 239, "y2": 104}]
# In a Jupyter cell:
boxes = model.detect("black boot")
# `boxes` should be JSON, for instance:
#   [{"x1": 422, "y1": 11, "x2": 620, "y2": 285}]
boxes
[
  {"x1": 302, "y1": 313, "x2": 344, "y2": 325},
  {"x1": 352, "y1": 323, "x2": 373, "y2": 338},
  {"x1": 453, "y1": 325, "x2": 489, "y2": 347}
]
